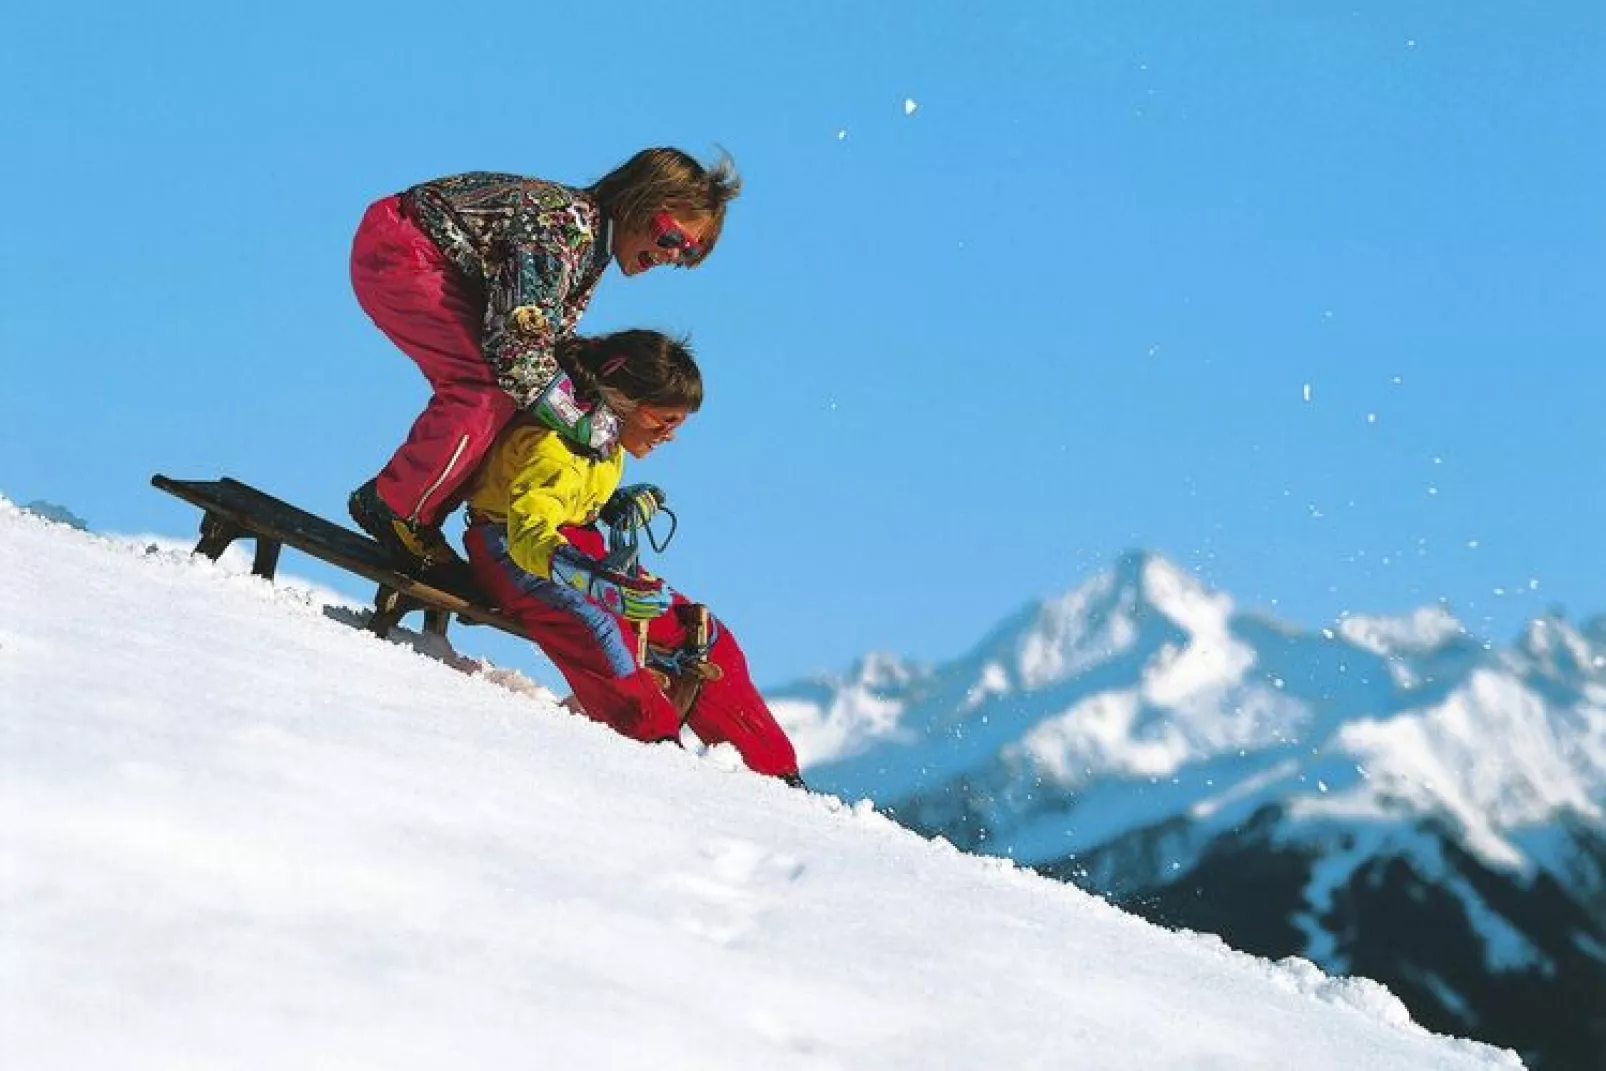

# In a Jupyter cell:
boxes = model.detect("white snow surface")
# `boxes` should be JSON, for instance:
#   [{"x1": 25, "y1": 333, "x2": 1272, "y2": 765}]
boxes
[{"x1": 0, "y1": 500, "x2": 1522, "y2": 1069}]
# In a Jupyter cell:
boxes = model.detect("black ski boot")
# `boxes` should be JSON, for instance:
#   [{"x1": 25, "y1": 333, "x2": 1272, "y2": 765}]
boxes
[{"x1": 348, "y1": 479, "x2": 462, "y2": 572}]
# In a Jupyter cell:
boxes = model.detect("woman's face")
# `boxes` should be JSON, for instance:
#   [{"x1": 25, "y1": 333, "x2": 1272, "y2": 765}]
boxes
[
  {"x1": 612, "y1": 212, "x2": 709, "y2": 276},
  {"x1": 618, "y1": 403, "x2": 690, "y2": 458}
]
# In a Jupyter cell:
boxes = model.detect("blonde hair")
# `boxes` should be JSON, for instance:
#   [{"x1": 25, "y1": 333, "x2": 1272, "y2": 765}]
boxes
[{"x1": 590, "y1": 147, "x2": 741, "y2": 265}]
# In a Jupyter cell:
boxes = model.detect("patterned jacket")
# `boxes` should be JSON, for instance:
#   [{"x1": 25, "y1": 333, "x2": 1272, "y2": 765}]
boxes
[{"x1": 402, "y1": 172, "x2": 615, "y2": 448}]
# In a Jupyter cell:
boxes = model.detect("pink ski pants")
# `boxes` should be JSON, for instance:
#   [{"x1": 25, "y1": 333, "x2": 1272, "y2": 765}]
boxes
[
  {"x1": 350, "y1": 195, "x2": 516, "y2": 524},
  {"x1": 465, "y1": 521, "x2": 802, "y2": 780}
]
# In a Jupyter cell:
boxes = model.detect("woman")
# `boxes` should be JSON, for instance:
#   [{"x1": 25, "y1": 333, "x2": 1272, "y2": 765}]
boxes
[{"x1": 348, "y1": 148, "x2": 740, "y2": 571}]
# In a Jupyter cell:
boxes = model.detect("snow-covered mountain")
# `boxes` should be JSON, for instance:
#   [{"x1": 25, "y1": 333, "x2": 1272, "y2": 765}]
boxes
[
  {"x1": 20, "y1": 499, "x2": 88, "y2": 530},
  {"x1": 0, "y1": 500, "x2": 1524, "y2": 1070},
  {"x1": 773, "y1": 550, "x2": 1606, "y2": 1070}
]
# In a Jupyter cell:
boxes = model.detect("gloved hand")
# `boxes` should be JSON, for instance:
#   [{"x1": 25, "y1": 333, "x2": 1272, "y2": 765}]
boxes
[
  {"x1": 550, "y1": 544, "x2": 672, "y2": 621},
  {"x1": 600, "y1": 484, "x2": 667, "y2": 531}
]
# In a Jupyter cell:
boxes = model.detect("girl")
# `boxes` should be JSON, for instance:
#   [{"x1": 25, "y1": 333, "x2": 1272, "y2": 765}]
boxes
[
  {"x1": 463, "y1": 330, "x2": 802, "y2": 785},
  {"x1": 349, "y1": 148, "x2": 740, "y2": 571}
]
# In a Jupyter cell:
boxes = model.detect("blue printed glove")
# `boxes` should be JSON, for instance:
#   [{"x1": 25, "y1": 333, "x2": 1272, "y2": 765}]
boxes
[{"x1": 550, "y1": 544, "x2": 672, "y2": 621}]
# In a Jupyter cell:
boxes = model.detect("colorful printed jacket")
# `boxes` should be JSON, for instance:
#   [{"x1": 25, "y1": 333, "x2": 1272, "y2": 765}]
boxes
[
  {"x1": 402, "y1": 172, "x2": 617, "y2": 450},
  {"x1": 467, "y1": 421, "x2": 623, "y2": 578}
]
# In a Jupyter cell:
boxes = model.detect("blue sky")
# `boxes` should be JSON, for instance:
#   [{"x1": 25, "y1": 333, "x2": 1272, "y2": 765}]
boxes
[{"x1": 3, "y1": 1, "x2": 1603, "y2": 687}]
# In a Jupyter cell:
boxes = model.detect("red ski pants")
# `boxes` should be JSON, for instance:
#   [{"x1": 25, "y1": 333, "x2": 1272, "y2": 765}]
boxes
[
  {"x1": 465, "y1": 522, "x2": 800, "y2": 780},
  {"x1": 350, "y1": 195, "x2": 516, "y2": 525}
]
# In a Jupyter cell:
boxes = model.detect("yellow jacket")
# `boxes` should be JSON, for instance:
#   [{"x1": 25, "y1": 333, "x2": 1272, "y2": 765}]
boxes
[{"x1": 467, "y1": 421, "x2": 624, "y2": 577}]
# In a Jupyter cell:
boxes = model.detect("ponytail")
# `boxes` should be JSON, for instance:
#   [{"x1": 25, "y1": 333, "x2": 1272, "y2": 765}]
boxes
[{"x1": 557, "y1": 330, "x2": 703, "y2": 413}]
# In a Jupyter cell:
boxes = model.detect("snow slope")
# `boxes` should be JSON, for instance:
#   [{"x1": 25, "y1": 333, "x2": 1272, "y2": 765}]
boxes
[{"x1": 0, "y1": 502, "x2": 1518, "y2": 1069}]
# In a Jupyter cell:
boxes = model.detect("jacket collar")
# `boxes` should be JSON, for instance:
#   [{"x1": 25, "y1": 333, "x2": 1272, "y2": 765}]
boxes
[{"x1": 592, "y1": 213, "x2": 614, "y2": 275}]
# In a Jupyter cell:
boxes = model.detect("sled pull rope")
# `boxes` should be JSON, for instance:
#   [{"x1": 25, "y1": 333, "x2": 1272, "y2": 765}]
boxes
[{"x1": 605, "y1": 502, "x2": 677, "y2": 576}]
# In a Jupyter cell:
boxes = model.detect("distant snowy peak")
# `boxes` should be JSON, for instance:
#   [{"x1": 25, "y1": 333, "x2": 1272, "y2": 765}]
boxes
[
  {"x1": 772, "y1": 552, "x2": 1243, "y2": 775},
  {"x1": 850, "y1": 650, "x2": 929, "y2": 692},
  {"x1": 20, "y1": 499, "x2": 89, "y2": 531},
  {"x1": 797, "y1": 550, "x2": 1606, "y2": 849},
  {"x1": 1117, "y1": 549, "x2": 1237, "y2": 634},
  {"x1": 1338, "y1": 606, "x2": 1471, "y2": 657},
  {"x1": 1312, "y1": 666, "x2": 1602, "y2": 866},
  {"x1": 1329, "y1": 607, "x2": 1491, "y2": 693},
  {"x1": 1001, "y1": 550, "x2": 1236, "y2": 690},
  {"x1": 1515, "y1": 613, "x2": 1606, "y2": 682},
  {"x1": 768, "y1": 652, "x2": 932, "y2": 769}
]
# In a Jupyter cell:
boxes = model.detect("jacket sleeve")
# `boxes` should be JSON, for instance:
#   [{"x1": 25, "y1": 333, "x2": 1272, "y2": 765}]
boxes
[
  {"x1": 482, "y1": 211, "x2": 618, "y2": 451},
  {"x1": 502, "y1": 440, "x2": 589, "y2": 579},
  {"x1": 483, "y1": 242, "x2": 570, "y2": 409}
]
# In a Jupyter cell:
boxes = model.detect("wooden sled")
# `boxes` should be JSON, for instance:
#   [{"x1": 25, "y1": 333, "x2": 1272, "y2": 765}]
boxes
[{"x1": 151, "y1": 474, "x2": 525, "y2": 642}]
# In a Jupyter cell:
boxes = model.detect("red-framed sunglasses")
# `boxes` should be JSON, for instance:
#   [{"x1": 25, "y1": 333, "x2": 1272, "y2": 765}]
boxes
[{"x1": 649, "y1": 212, "x2": 704, "y2": 265}]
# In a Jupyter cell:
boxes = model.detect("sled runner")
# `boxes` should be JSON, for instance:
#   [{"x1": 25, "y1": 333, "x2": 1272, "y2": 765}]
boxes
[
  {"x1": 151, "y1": 474, "x2": 729, "y2": 721},
  {"x1": 150, "y1": 474, "x2": 524, "y2": 641}
]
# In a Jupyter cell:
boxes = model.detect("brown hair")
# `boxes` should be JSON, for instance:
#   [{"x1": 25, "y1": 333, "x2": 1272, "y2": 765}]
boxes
[
  {"x1": 590, "y1": 147, "x2": 741, "y2": 266},
  {"x1": 557, "y1": 330, "x2": 703, "y2": 414}
]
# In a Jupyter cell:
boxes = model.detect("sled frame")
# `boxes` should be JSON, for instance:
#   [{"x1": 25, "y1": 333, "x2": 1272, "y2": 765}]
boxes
[{"x1": 151, "y1": 474, "x2": 526, "y2": 642}]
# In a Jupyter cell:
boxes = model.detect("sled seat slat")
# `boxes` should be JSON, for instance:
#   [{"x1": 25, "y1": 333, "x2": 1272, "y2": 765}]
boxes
[{"x1": 151, "y1": 474, "x2": 525, "y2": 641}]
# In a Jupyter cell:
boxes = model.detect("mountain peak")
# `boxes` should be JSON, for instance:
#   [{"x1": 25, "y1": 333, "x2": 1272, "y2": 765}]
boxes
[
  {"x1": 1336, "y1": 606, "x2": 1470, "y2": 657},
  {"x1": 1078, "y1": 548, "x2": 1232, "y2": 640},
  {"x1": 1111, "y1": 547, "x2": 1182, "y2": 594},
  {"x1": 1110, "y1": 546, "x2": 1161, "y2": 583},
  {"x1": 1516, "y1": 612, "x2": 1603, "y2": 681},
  {"x1": 848, "y1": 650, "x2": 925, "y2": 691},
  {"x1": 990, "y1": 551, "x2": 1233, "y2": 692}
]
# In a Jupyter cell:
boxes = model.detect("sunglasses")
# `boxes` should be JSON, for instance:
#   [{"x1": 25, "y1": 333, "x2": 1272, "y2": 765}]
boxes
[
  {"x1": 649, "y1": 212, "x2": 704, "y2": 265},
  {"x1": 634, "y1": 405, "x2": 686, "y2": 437}
]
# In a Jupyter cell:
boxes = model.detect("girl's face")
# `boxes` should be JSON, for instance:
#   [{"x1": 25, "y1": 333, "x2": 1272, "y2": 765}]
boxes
[
  {"x1": 618, "y1": 403, "x2": 690, "y2": 458},
  {"x1": 612, "y1": 212, "x2": 708, "y2": 276}
]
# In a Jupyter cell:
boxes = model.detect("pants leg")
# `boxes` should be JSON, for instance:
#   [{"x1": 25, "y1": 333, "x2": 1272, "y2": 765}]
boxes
[
  {"x1": 645, "y1": 599, "x2": 801, "y2": 780},
  {"x1": 466, "y1": 524, "x2": 682, "y2": 744},
  {"x1": 351, "y1": 195, "x2": 516, "y2": 525}
]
